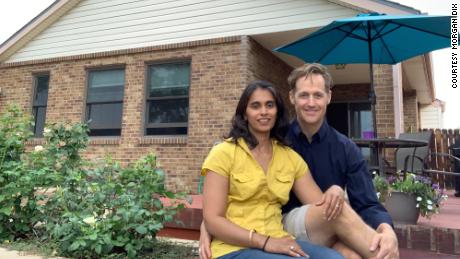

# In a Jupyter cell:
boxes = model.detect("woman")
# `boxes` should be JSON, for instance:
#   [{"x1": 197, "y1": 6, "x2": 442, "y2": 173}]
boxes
[{"x1": 201, "y1": 80, "x2": 344, "y2": 258}]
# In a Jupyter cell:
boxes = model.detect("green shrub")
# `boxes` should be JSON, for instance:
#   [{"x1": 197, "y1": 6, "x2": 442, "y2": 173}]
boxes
[
  {"x1": 0, "y1": 106, "x2": 43, "y2": 241},
  {"x1": 45, "y1": 154, "x2": 184, "y2": 258},
  {"x1": 0, "y1": 106, "x2": 186, "y2": 258},
  {"x1": 38, "y1": 124, "x2": 184, "y2": 258}
]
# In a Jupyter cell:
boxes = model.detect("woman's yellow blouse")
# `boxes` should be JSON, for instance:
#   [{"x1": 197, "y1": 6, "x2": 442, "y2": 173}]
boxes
[{"x1": 201, "y1": 138, "x2": 309, "y2": 258}]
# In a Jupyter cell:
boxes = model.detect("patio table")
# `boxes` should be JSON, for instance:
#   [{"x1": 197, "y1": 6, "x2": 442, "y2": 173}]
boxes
[{"x1": 353, "y1": 138, "x2": 428, "y2": 175}]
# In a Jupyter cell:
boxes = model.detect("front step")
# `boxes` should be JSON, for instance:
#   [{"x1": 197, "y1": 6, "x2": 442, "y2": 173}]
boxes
[{"x1": 395, "y1": 224, "x2": 460, "y2": 255}]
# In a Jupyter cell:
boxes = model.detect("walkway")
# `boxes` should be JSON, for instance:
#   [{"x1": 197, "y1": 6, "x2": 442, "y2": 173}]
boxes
[{"x1": 418, "y1": 190, "x2": 460, "y2": 229}]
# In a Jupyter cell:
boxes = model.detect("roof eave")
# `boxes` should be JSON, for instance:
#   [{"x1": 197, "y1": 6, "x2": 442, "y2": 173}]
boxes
[{"x1": 0, "y1": 0, "x2": 81, "y2": 63}]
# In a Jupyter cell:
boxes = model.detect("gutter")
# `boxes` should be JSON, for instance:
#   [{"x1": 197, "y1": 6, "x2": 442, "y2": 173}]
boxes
[{"x1": 328, "y1": 0, "x2": 420, "y2": 15}]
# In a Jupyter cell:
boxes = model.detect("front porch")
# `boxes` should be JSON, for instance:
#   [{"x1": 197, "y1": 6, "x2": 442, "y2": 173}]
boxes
[{"x1": 158, "y1": 190, "x2": 460, "y2": 256}]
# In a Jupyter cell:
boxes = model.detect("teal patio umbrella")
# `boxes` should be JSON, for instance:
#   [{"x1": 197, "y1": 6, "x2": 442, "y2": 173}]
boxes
[{"x1": 274, "y1": 13, "x2": 451, "y2": 136}]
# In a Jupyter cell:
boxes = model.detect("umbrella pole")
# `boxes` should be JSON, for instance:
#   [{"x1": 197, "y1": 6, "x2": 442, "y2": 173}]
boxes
[{"x1": 367, "y1": 23, "x2": 378, "y2": 138}]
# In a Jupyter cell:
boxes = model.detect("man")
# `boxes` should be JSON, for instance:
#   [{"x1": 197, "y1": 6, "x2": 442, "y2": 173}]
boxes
[
  {"x1": 281, "y1": 63, "x2": 398, "y2": 259},
  {"x1": 199, "y1": 63, "x2": 399, "y2": 259}
]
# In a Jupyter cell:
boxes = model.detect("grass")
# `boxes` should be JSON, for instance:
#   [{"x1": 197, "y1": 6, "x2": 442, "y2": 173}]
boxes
[{"x1": 1, "y1": 238, "x2": 199, "y2": 259}]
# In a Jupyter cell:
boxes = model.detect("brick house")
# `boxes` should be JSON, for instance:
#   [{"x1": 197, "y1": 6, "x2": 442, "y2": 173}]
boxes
[{"x1": 0, "y1": 0, "x2": 435, "y2": 192}]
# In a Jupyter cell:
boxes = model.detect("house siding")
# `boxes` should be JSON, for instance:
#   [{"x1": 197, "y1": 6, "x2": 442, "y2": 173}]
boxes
[
  {"x1": 420, "y1": 105, "x2": 443, "y2": 129},
  {"x1": 6, "y1": 0, "x2": 356, "y2": 63}
]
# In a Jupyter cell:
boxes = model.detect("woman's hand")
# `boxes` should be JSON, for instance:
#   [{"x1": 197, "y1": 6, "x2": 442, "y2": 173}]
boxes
[
  {"x1": 315, "y1": 185, "x2": 345, "y2": 221},
  {"x1": 199, "y1": 221, "x2": 212, "y2": 259},
  {"x1": 263, "y1": 236, "x2": 309, "y2": 258}
]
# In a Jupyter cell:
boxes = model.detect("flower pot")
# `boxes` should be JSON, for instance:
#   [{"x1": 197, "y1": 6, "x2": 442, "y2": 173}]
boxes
[{"x1": 385, "y1": 191, "x2": 420, "y2": 224}]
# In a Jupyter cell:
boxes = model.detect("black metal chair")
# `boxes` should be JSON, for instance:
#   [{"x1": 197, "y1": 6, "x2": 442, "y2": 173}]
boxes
[
  {"x1": 394, "y1": 132, "x2": 433, "y2": 173},
  {"x1": 389, "y1": 132, "x2": 457, "y2": 174}
]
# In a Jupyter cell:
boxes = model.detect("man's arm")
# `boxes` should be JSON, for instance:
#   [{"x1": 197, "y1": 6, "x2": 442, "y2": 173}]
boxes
[{"x1": 345, "y1": 143, "x2": 393, "y2": 228}]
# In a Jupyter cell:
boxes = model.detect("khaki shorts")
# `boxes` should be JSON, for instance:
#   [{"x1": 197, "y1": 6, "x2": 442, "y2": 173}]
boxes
[{"x1": 282, "y1": 204, "x2": 311, "y2": 241}]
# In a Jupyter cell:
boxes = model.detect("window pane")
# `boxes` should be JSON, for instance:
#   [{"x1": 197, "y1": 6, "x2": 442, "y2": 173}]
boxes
[
  {"x1": 146, "y1": 127, "x2": 187, "y2": 135},
  {"x1": 348, "y1": 103, "x2": 375, "y2": 166},
  {"x1": 147, "y1": 98, "x2": 188, "y2": 124},
  {"x1": 33, "y1": 107, "x2": 46, "y2": 137},
  {"x1": 88, "y1": 129, "x2": 121, "y2": 137},
  {"x1": 349, "y1": 103, "x2": 373, "y2": 139},
  {"x1": 88, "y1": 69, "x2": 124, "y2": 102},
  {"x1": 86, "y1": 102, "x2": 122, "y2": 133},
  {"x1": 148, "y1": 63, "x2": 190, "y2": 97},
  {"x1": 34, "y1": 75, "x2": 49, "y2": 106}
]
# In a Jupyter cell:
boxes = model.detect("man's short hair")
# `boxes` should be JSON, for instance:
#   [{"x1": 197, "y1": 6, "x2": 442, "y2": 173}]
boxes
[{"x1": 287, "y1": 63, "x2": 333, "y2": 93}]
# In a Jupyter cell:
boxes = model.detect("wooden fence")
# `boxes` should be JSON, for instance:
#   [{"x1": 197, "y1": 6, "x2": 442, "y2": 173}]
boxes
[{"x1": 422, "y1": 128, "x2": 459, "y2": 189}]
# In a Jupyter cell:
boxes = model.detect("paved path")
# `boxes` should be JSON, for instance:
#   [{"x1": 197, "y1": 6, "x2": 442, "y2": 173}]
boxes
[{"x1": 0, "y1": 247, "x2": 50, "y2": 259}]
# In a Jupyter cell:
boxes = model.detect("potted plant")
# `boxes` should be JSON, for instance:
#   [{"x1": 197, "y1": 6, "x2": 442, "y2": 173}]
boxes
[{"x1": 372, "y1": 172, "x2": 448, "y2": 224}]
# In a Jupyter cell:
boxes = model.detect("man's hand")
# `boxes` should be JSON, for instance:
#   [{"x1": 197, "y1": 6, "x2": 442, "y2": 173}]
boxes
[
  {"x1": 315, "y1": 185, "x2": 344, "y2": 220},
  {"x1": 199, "y1": 222, "x2": 212, "y2": 259},
  {"x1": 369, "y1": 223, "x2": 399, "y2": 259}
]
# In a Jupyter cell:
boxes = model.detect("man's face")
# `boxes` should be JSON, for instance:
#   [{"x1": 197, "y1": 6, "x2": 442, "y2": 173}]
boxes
[{"x1": 289, "y1": 74, "x2": 331, "y2": 129}]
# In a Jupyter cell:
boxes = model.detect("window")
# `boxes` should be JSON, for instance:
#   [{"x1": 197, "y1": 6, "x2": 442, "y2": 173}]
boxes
[
  {"x1": 32, "y1": 74, "x2": 49, "y2": 137},
  {"x1": 85, "y1": 68, "x2": 125, "y2": 136},
  {"x1": 145, "y1": 62, "x2": 190, "y2": 135},
  {"x1": 327, "y1": 102, "x2": 375, "y2": 162}
]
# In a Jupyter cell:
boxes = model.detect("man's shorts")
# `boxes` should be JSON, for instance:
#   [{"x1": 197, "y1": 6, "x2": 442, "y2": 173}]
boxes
[{"x1": 282, "y1": 204, "x2": 311, "y2": 241}]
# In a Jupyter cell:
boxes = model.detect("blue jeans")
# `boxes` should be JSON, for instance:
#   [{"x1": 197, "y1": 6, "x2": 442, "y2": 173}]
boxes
[{"x1": 218, "y1": 239, "x2": 344, "y2": 259}]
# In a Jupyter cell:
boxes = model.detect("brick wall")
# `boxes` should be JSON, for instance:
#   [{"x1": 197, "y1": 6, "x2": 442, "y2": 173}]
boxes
[
  {"x1": 0, "y1": 37, "x2": 246, "y2": 194},
  {"x1": 0, "y1": 37, "x2": 401, "y2": 193},
  {"x1": 243, "y1": 37, "x2": 293, "y2": 117},
  {"x1": 403, "y1": 90, "x2": 419, "y2": 132},
  {"x1": 395, "y1": 224, "x2": 460, "y2": 255},
  {"x1": 331, "y1": 83, "x2": 370, "y2": 102}
]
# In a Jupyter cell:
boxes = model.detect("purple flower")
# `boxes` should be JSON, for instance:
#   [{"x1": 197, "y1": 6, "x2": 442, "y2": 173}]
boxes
[
  {"x1": 432, "y1": 183, "x2": 440, "y2": 190},
  {"x1": 387, "y1": 176, "x2": 396, "y2": 184}
]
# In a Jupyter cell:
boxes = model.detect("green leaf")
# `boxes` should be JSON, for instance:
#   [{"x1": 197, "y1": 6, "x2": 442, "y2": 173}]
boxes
[
  {"x1": 95, "y1": 244, "x2": 102, "y2": 254},
  {"x1": 135, "y1": 225, "x2": 147, "y2": 234},
  {"x1": 69, "y1": 241, "x2": 80, "y2": 251},
  {"x1": 88, "y1": 233, "x2": 98, "y2": 240},
  {"x1": 0, "y1": 207, "x2": 12, "y2": 216}
]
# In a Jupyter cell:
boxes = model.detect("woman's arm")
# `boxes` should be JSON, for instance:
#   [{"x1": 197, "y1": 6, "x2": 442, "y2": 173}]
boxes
[
  {"x1": 203, "y1": 171, "x2": 262, "y2": 248},
  {"x1": 292, "y1": 172, "x2": 323, "y2": 205}
]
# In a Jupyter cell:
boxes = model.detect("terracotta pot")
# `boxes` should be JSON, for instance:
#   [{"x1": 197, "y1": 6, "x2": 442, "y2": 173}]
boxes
[{"x1": 385, "y1": 191, "x2": 420, "y2": 224}]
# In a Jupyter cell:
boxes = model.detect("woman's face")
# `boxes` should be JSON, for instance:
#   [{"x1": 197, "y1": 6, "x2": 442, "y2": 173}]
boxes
[{"x1": 245, "y1": 88, "x2": 278, "y2": 136}]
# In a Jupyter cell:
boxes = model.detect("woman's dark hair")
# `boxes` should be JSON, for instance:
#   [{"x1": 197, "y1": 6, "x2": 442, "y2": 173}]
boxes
[{"x1": 226, "y1": 80, "x2": 289, "y2": 148}]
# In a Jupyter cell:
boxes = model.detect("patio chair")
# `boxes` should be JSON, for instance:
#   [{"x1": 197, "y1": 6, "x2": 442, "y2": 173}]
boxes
[
  {"x1": 394, "y1": 132, "x2": 433, "y2": 173},
  {"x1": 393, "y1": 132, "x2": 460, "y2": 182}
]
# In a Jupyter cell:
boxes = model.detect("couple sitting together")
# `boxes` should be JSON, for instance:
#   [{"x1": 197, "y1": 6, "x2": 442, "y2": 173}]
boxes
[{"x1": 199, "y1": 63, "x2": 399, "y2": 259}]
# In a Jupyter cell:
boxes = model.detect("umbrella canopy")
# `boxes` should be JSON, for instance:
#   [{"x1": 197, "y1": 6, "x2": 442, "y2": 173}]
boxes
[
  {"x1": 275, "y1": 13, "x2": 450, "y2": 65},
  {"x1": 274, "y1": 13, "x2": 451, "y2": 136}
]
